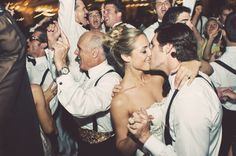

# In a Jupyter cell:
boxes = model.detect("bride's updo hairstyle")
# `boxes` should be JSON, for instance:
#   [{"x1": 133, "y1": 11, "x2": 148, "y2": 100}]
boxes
[{"x1": 103, "y1": 24, "x2": 143, "y2": 76}]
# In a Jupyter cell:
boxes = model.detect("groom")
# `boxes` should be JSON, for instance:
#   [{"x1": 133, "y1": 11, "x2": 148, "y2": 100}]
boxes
[{"x1": 127, "y1": 23, "x2": 222, "y2": 156}]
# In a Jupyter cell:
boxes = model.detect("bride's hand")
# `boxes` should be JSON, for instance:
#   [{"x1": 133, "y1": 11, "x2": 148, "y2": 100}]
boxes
[
  {"x1": 127, "y1": 108, "x2": 152, "y2": 144},
  {"x1": 175, "y1": 60, "x2": 201, "y2": 89}
]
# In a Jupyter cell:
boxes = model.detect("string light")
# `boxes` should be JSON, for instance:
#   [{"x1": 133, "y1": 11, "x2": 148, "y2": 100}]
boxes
[
  {"x1": 7, "y1": 0, "x2": 58, "y2": 19},
  {"x1": 8, "y1": 0, "x2": 151, "y2": 19}
]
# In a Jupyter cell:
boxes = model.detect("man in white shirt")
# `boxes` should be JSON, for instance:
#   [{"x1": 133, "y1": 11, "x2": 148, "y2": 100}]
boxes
[
  {"x1": 103, "y1": 0, "x2": 134, "y2": 29},
  {"x1": 27, "y1": 26, "x2": 79, "y2": 156},
  {"x1": 26, "y1": 27, "x2": 58, "y2": 114},
  {"x1": 144, "y1": 0, "x2": 172, "y2": 42},
  {"x1": 209, "y1": 12, "x2": 236, "y2": 156},
  {"x1": 128, "y1": 23, "x2": 222, "y2": 156},
  {"x1": 53, "y1": 30, "x2": 121, "y2": 156}
]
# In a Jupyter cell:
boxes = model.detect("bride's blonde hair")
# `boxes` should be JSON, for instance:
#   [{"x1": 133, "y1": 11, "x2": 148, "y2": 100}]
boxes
[{"x1": 103, "y1": 24, "x2": 143, "y2": 69}]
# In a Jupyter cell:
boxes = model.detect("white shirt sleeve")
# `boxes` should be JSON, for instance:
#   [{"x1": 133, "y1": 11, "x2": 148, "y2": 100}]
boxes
[
  {"x1": 58, "y1": 0, "x2": 76, "y2": 40},
  {"x1": 56, "y1": 72, "x2": 120, "y2": 118},
  {"x1": 144, "y1": 135, "x2": 177, "y2": 156}
]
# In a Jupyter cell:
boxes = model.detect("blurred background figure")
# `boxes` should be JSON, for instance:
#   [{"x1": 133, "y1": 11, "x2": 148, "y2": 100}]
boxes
[
  {"x1": 192, "y1": 0, "x2": 208, "y2": 36},
  {"x1": 144, "y1": 0, "x2": 172, "y2": 42},
  {"x1": 87, "y1": 3, "x2": 105, "y2": 32},
  {"x1": 0, "y1": 4, "x2": 43, "y2": 156},
  {"x1": 218, "y1": 4, "x2": 234, "y2": 26}
]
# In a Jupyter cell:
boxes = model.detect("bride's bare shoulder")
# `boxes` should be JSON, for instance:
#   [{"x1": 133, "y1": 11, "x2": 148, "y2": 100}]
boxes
[{"x1": 112, "y1": 92, "x2": 130, "y2": 107}]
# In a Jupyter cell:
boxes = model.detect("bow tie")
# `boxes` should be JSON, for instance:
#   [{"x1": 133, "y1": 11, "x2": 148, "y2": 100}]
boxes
[{"x1": 27, "y1": 55, "x2": 36, "y2": 66}]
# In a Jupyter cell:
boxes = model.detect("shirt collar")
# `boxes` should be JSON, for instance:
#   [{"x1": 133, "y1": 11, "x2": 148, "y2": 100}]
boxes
[
  {"x1": 34, "y1": 56, "x2": 48, "y2": 64},
  {"x1": 112, "y1": 22, "x2": 123, "y2": 28},
  {"x1": 27, "y1": 55, "x2": 47, "y2": 65},
  {"x1": 168, "y1": 74, "x2": 176, "y2": 91},
  {"x1": 88, "y1": 60, "x2": 111, "y2": 78}
]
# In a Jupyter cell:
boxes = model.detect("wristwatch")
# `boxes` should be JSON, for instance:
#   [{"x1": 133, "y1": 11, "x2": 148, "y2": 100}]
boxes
[{"x1": 58, "y1": 66, "x2": 70, "y2": 76}]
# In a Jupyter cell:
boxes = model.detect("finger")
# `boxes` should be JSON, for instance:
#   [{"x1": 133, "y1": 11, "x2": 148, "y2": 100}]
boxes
[
  {"x1": 53, "y1": 89, "x2": 57, "y2": 95},
  {"x1": 187, "y1": 76, "x2": 194, "y2": 86},
  {"x1": 51, "y1": 84, "x2": 57, "y2": 91},
  {"x1": 58, "y1": 37, "x2": 63, "y2": 42},
  {"x1": 48, "y1": 81, "x2": 54, "y2": 88},
  {"x1": 116, "y1": 85, "x2": 122, "y2": 89},
  {"x1": 175, "y1": 73, "x2": 186, "y2": 89},
  {"x1": 55, "y1": 40, "x2": 67, "y2": 49},
  {"x1": 51, "y1": 86, "x2": 57, "y2": 93},
  {"x1": 113, "y1": 85, "x2": 122, "y2": 94},
  {"x1": 54, "y1": 21, "x2": 61, "y2": 32},
  {"x1": 140, "y1": 108, "x2": 148, "y2": 116},
  {"x1": 177, "y1": 76, "x2": 189, "y2": 89},
  {"x1": 139, "y1": 109, "x2": 149, "y2": 120},
  {"x1": 128, "y1": 122, "x2": 139, "y2": 130},
  {"x1": 128, "y1": 117, "x2": 135, "y2": 125},
  {"x1": 47, "y1": 24, "x2": 55, "y2": 32},
  {"x1": 127, "y1": 125, "x2": 136, "y2": 135},
  {"x1": 132, "y1": 112, "x2": 140, "y2": 120},
  {"x1": 175, "y1": 67, "x2": 186, "y2": 87},
  {"x1": 132, "y1": 112, "x2": 142, "y2": 123},
  {"x1": 148, "y1": 115, "x2": 154, "y2": 120},
  {"x1": 60, "y1": 29, "x2": 69, "y2": 46}
]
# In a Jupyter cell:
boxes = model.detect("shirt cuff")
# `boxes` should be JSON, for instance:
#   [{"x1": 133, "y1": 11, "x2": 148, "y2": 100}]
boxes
[
  {"x1": 56, "y1": 73, "x2": 74, "y2": 86},
  {"x1": 144, "y1": 135, "x2": 166, "y2": 155}
]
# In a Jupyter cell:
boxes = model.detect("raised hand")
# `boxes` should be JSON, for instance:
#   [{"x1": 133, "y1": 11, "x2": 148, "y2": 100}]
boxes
[
  {"x1": 5, "y1": 3, "x2": 15, "y2": 16},
  {"x1": 195, "y1": 5, "x2": 203, "y2": 15},
  {"x1": 52, "y1": 29, "x2": 70, "y2": 70},
  {"x1": 47, "y1": 21, "x2": 61, "y2": 49}
]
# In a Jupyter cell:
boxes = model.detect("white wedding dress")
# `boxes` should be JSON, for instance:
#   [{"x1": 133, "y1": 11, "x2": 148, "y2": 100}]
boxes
[{"x1": 136, "y1": 99, "x2": 167, "y2": 156}]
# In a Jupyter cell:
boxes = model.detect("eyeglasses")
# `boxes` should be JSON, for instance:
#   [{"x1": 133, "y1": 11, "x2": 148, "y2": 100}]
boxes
[{"x1": 29, "y1": 36, "x2": 40, "y2": 42}]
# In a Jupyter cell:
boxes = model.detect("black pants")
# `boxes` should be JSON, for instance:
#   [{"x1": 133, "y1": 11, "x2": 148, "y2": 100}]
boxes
[
  {"x1": 219, "y1": 107, "x2": 236, "y2": 156},
  {"x1": 78, "y1": 136, "x2": 119, "y2": 156}
]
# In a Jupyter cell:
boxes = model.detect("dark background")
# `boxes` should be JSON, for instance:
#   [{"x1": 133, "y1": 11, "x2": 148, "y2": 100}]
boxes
[{"x1": 0, "y1": 0, "x2": 233, "y2": 36}]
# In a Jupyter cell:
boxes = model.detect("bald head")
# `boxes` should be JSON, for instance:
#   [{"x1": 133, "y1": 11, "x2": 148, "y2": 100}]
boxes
[
  {"x1": 77, "y1": 31, "x2": 106, "y2": 70},
  {"x1": 81, "y1": 31, "x2": 104, "y2": 49}
]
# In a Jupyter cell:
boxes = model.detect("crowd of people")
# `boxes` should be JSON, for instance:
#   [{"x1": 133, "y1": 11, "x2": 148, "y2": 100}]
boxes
[{"x1": 0, "y1": 0, "x2": 236, "y2": 156}]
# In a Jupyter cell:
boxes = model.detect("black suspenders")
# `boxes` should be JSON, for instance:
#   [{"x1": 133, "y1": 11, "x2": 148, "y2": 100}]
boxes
[
  {"x1": 92, "y1": 69, "x2": 114, "y2": 132},
  {"x1": 215, "y1": 60, "x2": 236, "y2": 75},
  {"x1": 164, "y1": 74, "x2": 217, "y2": 145},
  {"x1": 40, "y1": 68, "x2": 50, "y2": 86}
]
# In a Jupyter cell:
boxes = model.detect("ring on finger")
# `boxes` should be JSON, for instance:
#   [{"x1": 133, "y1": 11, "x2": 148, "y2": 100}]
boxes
[{"x1": 129, "y1": 118, "x2": 135, "y2": 125}]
